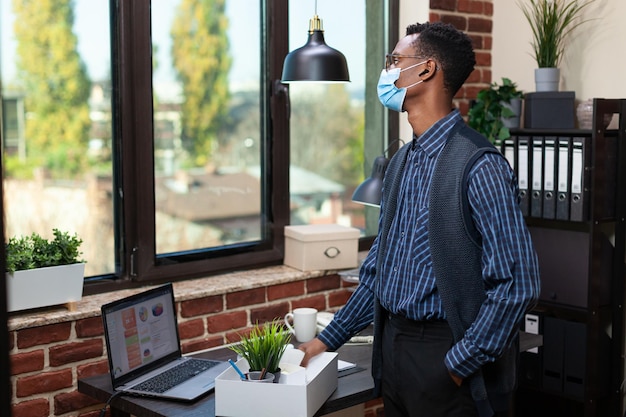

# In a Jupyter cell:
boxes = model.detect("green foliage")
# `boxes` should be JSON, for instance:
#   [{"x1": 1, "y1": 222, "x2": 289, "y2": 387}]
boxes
[
  {"x1": 13, "y1": 0, "x2": 92, "y2": 178},
  {"x1": 6, "y1": 229, "x2": 84, "y2": 273},
  {"x1": 228, "y1": 320, "x2": 292, "y2": 373},
  {"x1": 468, "y1": 78, "x2": 524, "y2": 145},
  {"x1": 517, "y1": 0, "x2": 595, "y2": 68},
  {"x1": 171, "y1": 0, "x2": 232, "y2": 167}
]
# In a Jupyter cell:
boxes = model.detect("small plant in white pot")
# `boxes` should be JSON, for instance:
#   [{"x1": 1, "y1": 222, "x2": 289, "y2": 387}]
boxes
[
  {"x1": 6, "y1": 229, "x2": 85, "y2": 312},
  {"x1": 228, "y1": 320, "x2": 292, "y2": 382}
]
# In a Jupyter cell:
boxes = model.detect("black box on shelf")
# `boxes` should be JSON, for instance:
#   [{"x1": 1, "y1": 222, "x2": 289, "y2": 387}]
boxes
[{"x1": 524, "y1": 91, "x2": 575, "y2": 129}]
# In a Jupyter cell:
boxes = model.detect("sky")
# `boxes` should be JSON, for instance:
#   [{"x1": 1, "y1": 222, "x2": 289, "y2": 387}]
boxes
[{"x1": 1, "y1": 0, "x2": 365, "y2": 92}]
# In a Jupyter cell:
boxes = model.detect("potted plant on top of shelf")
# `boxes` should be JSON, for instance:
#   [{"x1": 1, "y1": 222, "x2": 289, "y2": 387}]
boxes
[
  {"x1": 228, "y1": 319, "x2": 292, "y2": 382},
  {"x1": 517, "y1": 0, "x2": 595, "y2": 92},
  {"x1": 6, "y1": 228, "x2": 85, "y2": 312},
  {"x1": 468, "y1": 77, "x2": 524, "y2": 146}
]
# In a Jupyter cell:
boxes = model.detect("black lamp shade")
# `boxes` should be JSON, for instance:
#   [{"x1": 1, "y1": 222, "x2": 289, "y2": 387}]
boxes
[
  {"x1": 281, "y1": 30, "x2": 350, "y2": 83},
  {"x1": 351, "y1": 156, "x2": 389, "y2": 207}
]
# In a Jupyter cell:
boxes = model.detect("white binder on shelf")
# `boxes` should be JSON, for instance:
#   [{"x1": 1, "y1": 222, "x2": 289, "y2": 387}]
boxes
[
  {"x1": 542, "y1": 137, "x2": 556, "y2": 219},
  {"x1": 530, "y1": 138, "x2": 544, "y2": 218},
  {"x1": 555, "y1": 137, "x2": 571, "y2": 221}
]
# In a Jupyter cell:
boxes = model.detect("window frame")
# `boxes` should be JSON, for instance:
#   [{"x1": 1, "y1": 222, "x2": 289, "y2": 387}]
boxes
[{"x1": 83, "y1": 0, "x2": 398, "y2": 295}]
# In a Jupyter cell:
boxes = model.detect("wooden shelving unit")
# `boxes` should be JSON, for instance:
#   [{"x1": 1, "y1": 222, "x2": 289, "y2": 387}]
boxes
[{"x1": 506, "y1": 99, "x2": 626, "y2": 417}]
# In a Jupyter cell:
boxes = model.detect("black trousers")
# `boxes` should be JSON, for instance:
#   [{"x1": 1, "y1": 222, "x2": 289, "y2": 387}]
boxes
[{"x1": 381, "y1": 312, "x2": 479, "y2": 417}]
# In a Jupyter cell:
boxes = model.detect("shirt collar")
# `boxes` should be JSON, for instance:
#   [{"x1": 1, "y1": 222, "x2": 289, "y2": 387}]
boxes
[{"x1": 412, "y1": 109, "x2": 463, "y2": 158}]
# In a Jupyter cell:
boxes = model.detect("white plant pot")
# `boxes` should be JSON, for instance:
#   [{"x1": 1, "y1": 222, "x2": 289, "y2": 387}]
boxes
[
  {"x1": 534, "y1": 68, "x2": 560, "y2": 92},
  {"x1": 6, "y1": 263, "x2": 85, "y2": 312}
]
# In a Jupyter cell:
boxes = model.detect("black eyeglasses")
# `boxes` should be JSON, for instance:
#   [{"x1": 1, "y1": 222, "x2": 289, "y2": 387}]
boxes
[{"x1": 385, "y1": 53, "x2": 423, "y2": 71}]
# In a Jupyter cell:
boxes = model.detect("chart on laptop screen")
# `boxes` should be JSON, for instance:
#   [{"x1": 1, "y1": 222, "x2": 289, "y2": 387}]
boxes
[{"x1": 105, "y1": 292, "x2": 178, "y2": 377}]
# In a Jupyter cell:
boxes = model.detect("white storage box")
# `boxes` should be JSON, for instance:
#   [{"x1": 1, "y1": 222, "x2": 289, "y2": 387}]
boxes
[
  {"x1": 215, "y1": 352, "x2": 338, "y2": 417},
  {"x1": 284, "y1": 224, "x2": 359, "y2": 271}
]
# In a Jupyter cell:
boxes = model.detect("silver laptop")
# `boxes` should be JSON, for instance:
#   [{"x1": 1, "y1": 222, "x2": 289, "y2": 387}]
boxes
[{"x1": 101, "y1": 283, "x2": 230, "y2": 401}]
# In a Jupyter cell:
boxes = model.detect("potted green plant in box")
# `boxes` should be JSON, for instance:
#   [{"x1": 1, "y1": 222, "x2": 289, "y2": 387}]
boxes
[
  {"x1": 6, "y1": 228, "x2": 85, "y2": 312},
  {"x1": 228, "y1": 320, "x2": 292, "y2": 382},
  {"x1": 468, "y1": 78, "x2": 524, "y2": 146},
  {"x1": 517, "y1": 0, "x2": 595, "y2": 91}
]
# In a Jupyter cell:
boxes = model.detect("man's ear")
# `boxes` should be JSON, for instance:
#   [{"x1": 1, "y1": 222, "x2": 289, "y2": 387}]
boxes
[{"x1": 419, "y1": 62, "x2": 437, "y2": 80}]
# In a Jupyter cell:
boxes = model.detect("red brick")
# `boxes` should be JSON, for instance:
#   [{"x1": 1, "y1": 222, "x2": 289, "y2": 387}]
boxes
[
  {"x1": 468, "y1": 17, "x2": 492, "y2": 34},
  {"x1": 77, "y1": 359, "x2": 109, "y2": 379},
  {"x1": 475, "y1": 51, "x2": 492, "y2": 67},
  {"x1": 468, "y1": 33, "x2": 483, "y2": 50},
  {"x1": 8, "y1": 331, "x2": 15, "y2": 350},
  {"x1": 292, "y1": 295, "x2": 326, "y2": 312},
  {"x1": 17, "y1": 322, "x2": 71, "y2": 349},
  {"x1": 430, "y1": 0, "x2": 456, "y2": 11},
  {"x1": 12, "y1": 398, "x2": 49, "y2": 417},
  {"x1": 268, "y1": 281, "x2": 305, "y2": 301},
  {"x1": 483, "y1": 35, "x2": 492, "y2": 50},
  {"x1": 49, "y1": 339, "x2": 103, "y2": 367},
  {"x1": 307, "y1": 275, "x2": 340, "y2": 293},
  {"x1": 225, "y1": 329, "x2": 247, "y2": 345},
  {"x1": 16, "y1": 369, "x2": 72, "y2": 397},
  {"x1": 75, "y1": 316, "x2": 104, "y2": 338},
  {"x1": 178, "y1": 318, "x2": 205, "y2": 340},
  {"x1": 181, "y1": 335, "x2": 223, "y2": 354},
  {"x1": 250, "y1": 302, "x2": 289, "y2": 325},
  {"x1": 180, "y1": 295, "x2": 223, "y2": 318},
  {"x1": 484, "y1": 2, "x2": 493, "y2": 15},
  {"x1": 328, "y1": 290, "x2": 352, "y2": 308},
  {"x1": 458, "y1": 0, "x2": 486, "y2": 14},
  {"x1": 226, "y1": 288, "x2": 265, "y2": 309},
  {"x1": 206, "y1": 310, "x2": 247, "y2": 333},
  {"x1": 464, "y1": 85, "x2": 489, "y2": 100},
  {"x1": 457, "y1": 100, "x2": 471, "y2": 117},
  {"x1": 10, "y1": 349, "x2": 44, "y2": 375},
  {"x1": 54, "y1": 390, "x2": 100, "y2": 415},
  {"x1": 440, "y1": 14, "x2": 468, "y2": 31},
  {"x1": 465, "y1": 69, "x2": 482, "y2": 84}
]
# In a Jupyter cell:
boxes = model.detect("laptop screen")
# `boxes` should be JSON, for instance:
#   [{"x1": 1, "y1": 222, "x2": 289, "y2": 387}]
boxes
[{"x1": 102, "y1": 283, "x2": 182, "y2": 386}]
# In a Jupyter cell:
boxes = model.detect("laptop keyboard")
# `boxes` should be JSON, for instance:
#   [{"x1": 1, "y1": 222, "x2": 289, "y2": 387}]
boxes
[{"x1": 131, "y1": 359, "x2": 221, "y2": 394}]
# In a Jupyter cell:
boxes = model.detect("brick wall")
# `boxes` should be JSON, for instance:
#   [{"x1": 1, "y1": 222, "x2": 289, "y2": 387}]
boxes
[
  {"x1": 430, "y1": 0, "x2": 494, "y2": 115},
  {"x1": 8, "y1": 274, "x2": 384, "y2": 417}
]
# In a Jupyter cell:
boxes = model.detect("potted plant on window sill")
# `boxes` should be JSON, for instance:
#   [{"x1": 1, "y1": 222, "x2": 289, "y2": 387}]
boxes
[
  {"x1": 228, "y1": 320, "x2": 292, "y2": 383},
  {"x1": 468, "y1": 77, "x2": 524, "y2": 146},
  {"x1": 6, "y1": 229, "x2": 85, "y2": 313},
  {"x1": 517, "y1": 0, "x2": 595, "y2": 92}
]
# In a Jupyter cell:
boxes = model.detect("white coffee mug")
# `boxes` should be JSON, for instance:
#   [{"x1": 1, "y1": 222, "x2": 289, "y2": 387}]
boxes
[{"x1": 284, "y1": 307, "x2": 318, "y2": 342}]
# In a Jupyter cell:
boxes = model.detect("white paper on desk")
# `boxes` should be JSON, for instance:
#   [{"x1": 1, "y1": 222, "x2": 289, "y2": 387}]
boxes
[{"x1": 338, "y1": 359, "x2": 356, "y2": 371}]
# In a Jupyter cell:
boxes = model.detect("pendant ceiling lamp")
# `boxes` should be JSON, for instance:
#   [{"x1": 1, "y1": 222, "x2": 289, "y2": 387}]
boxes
[{"x1": 281, "y1": 1, "x2": 350, "y2": 83}]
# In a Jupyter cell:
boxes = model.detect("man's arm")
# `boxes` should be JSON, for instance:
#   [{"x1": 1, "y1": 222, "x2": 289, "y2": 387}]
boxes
[{"x1": 444, "y1": 153, "x2": 540, "y2": 378}]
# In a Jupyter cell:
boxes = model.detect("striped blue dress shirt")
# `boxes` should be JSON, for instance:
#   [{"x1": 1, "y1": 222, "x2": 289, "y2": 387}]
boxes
[{"x1": 319, "y1": 109, "x2": 540, "y2": 379}]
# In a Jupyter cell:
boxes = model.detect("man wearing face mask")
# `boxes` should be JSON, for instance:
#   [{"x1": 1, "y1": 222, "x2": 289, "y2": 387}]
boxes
[{"x1": 298, "y1": 21, "x2": 540, "y2": 417}]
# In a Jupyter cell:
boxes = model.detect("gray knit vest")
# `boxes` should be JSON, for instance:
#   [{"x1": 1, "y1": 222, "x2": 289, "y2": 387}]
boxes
[{"x1": 371, "y1": 121, "x2": 518, "y2": 417}]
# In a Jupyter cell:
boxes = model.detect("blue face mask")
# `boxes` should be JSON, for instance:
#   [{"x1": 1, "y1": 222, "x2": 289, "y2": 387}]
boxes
[{"x1": 377, "y1": 61, "x2": 428, "y2": 112}]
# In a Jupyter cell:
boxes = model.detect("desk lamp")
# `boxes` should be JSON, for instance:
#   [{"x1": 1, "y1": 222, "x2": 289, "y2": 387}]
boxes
[{"x1": 351, "y1": 139, "x2": 404, "y2": 207}]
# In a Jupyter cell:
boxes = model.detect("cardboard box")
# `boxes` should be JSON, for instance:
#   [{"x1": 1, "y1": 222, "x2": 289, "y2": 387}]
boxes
[
  {"x1": 284, "y1": 224, "x2": 359, "y2": 271},
  {"x1": 215, "y1": 352, "x2": 338, "y2": 417}
]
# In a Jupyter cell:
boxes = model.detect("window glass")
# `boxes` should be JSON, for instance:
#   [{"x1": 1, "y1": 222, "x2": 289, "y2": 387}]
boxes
[
  {"x1": 1, "y1": 0, "x2": 114, "y2": 276},
  {"x1": 151, "y1": 0, "x2": 263, "y2": 255},
  {"x1": 287, "y1": 1, "x2": 371, "y2": 233}
]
